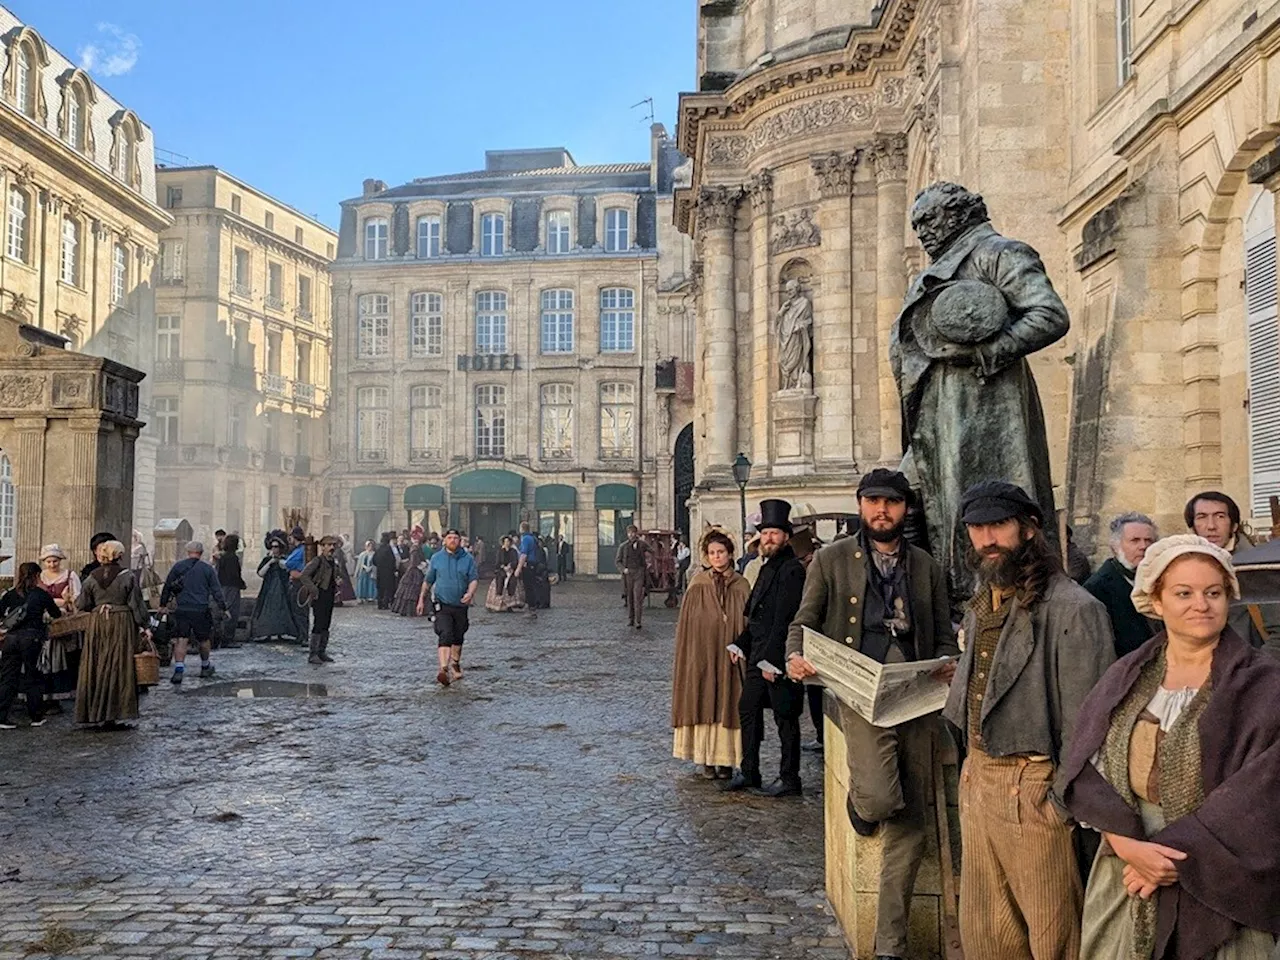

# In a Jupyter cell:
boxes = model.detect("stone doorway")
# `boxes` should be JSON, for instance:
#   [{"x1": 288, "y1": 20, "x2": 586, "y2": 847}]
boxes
[{"x1": 674, "y1": 423, "x2": 694, "y2": 541}]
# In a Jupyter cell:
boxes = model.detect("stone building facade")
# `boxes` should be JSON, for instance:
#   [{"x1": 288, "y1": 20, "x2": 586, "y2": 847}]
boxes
[
  {"x1": 677, "y1": 0, "x2": 1280, "y2": 556},
  {"x1": 151, "y1": 167, "x2": 336, "y2": 567},
  {"x1": 330, "y1": 127, "x2": 694, "y2": 575},
  {"x1": 0, "y1": 6, "x2": 169, "y2": 562}
]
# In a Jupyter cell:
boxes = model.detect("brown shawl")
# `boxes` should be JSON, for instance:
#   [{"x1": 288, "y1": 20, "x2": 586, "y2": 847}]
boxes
[
  {"x1": 1060, "y1": 628, "x2": 1280, "y2": 960},
  {"x1": 671, "y1": 568, "x2": 750, "y2": 730}
]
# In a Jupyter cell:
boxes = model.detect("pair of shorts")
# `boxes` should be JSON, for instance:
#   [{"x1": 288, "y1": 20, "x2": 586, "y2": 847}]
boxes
[
  {"x1": 173, "y1": 608, "x2": 214, "y2": 641},
  {"x1": 433, "y1": 603, "x2": 469, "y2": 647}
]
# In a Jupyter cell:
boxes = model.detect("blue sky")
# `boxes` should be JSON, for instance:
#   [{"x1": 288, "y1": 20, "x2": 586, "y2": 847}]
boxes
[{"x1": 15, "y1": 1, "x2": 696, "y2": 228}]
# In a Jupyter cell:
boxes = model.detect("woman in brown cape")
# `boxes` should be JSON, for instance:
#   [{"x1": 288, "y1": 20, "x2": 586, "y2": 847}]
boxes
[
  {"x1": 75, "y1": 539, "x2": 150, "y2": 728},
  {"x1": 671, "y1": 529, "x2": 750, "y2": 779}
]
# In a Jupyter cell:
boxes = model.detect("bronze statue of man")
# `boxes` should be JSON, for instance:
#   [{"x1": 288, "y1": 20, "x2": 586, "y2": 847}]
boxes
[{"x1": 890, "y1": 182, "x2": 1068, "y2": 600}]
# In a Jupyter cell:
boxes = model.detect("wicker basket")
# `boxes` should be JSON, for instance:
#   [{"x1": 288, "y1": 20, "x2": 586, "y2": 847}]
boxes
[
  {"x1": 134, "y1": 638, "x2": 160, "y2": 687},
  {"x1": 48, "y1": 611, "x2": 91, "y2": 638}
]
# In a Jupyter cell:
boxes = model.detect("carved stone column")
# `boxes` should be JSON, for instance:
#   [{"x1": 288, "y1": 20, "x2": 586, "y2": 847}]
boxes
[
  {"x1": 869, "y1": 133, "x2": 910, "y2": 464},
  {"x1": 745, "y1": 170, "x2": 773, "y2": 469},
  {"x1": 695, "y1": 184, "x2": 743, "y2": 477},
  {"x1": 807, "y1": 151, "x2": 861, "y2": 470},
  {"x1": 13, "y1": 416, "x2": 47, "y2": 566},
  {"x1": 67, "y1": 417, "x2": 104, "y2": 565}
]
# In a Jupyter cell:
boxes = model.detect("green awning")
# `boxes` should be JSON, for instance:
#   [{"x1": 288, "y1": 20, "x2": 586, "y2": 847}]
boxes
[
  {"x1": 534, "y1": 484, "x2": 577, "y2": 510},
  {"x1": 594, "y1": 483, "x2": 637, "y2": 509},
  {"x1": 350, "y1": 485, "x2": 391, "y2": 510},
  {"x1": 404, "y1": 483, "x2": 446, "y2": 509},
  {"x1": 450, "y1": 469, "x2": 524, "y2": 503}
]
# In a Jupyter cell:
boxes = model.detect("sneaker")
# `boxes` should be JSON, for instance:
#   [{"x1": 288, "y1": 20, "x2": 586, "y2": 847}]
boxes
[
  {"x1": 29, "y1": 718, "x2": 47, "y2": 727},
  {"x1": 199, "y1": 664, "x2": 216, "y2": 679},
  {"x1": 170, "y1": 671, "x2": 184, "y2": 686}
]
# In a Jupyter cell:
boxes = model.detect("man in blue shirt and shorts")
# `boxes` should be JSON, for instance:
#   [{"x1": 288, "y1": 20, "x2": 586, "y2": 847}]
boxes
[{"x1": 419, "y1": 529, "x2": 478, "y2": 687}]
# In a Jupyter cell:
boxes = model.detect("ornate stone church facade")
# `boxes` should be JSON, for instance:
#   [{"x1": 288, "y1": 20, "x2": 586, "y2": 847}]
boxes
[{"x1": 678, "y1": 0, "x2": 1280, "y2": 553}]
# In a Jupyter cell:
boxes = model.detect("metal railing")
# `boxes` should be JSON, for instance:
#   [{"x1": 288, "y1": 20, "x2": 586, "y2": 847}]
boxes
[
  {"x1": 263, "y1": 373, "x2": 290, "y2": 397},
  {"x1": 293, "y1": 382, "x2": 316, "y2": 405},
  {"x1": 264, "y1": 294, "x2": 285, "y2": 311}
]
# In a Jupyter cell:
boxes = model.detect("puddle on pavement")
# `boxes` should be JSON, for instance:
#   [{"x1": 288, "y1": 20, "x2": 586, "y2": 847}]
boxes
[{"x1": 186, "y1": 679, "x2": 328, "y2": 699}]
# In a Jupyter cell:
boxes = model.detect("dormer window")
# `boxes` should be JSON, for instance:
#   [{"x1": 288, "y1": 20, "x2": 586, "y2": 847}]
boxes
[
  {"x1": 604, "y1": 207, "x2": 630, "y2": 252},
  {"x1": 364, "y1": 217, "x2": 388, "y2": 260},
  {"x1": 109, "y1": 111, "x2": 144, "y2": 189},
  {"x1": 15, "y1": 45, "x2": 32, "y2": 117},
  {"x1": 481, "y1": 213, "x2": 505, "y2": 257},
  {"x1": 64, "y1": 86, "x2": 83, "y2": 148},
  {"x1": 5, "y1": 29, "x2": 49, "y2": 124},
  {"x1": 546, "y1": 210, "x2": 571, "y2": 253}
]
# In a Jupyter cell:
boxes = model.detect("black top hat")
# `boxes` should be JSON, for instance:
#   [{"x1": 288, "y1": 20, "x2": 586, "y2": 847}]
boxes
[{"x1": 757, "y1": 499, "x2": 794, "y2": 535}]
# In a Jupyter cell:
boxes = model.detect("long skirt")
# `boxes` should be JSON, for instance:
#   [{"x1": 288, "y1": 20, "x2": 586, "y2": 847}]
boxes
[
  {"x1": 392, "y1": 567, "x2": 426, "y2": 616},
  {"x1": 485, "y1": 570, "x2": 526, "y2": 612},
  {"x1": 355, "y1": 566, "x2": 377, "y2": 601},
  {"x1": 75, "y1": 609, "x2": 139, "y2": 725}
]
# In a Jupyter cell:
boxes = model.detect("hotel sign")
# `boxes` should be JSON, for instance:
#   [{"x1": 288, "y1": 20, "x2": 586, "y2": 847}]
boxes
[{"x1": 456, "y1": 353, "x2": 523, "y2": 371}]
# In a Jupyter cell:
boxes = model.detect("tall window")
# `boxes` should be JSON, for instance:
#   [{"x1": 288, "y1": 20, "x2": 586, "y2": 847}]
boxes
[
  {"x1": 0, "y1": 454, "x2": 14, "y2": 542},
  {"x1": 65, "y1": 86, "x2": 85, "y2": 150},
  {"x1": 295, "y1": 417, "x2": 310, "y2": 457},
  {"x1": 155, "y1": 397, "x2": 179, "y2": 445},
  {"x1": 540, "y1": 289, "x2": 574, "y2": 353},
  {"x1": 600, "y1": 288, "x2": 635, "y2": 352},
  {"x1": 267, "y1": 262, "x2": 283, "y2": 304},
  {"x1": 264, "y1": 410, "x2": 280, "y2": 451},
  {"x1": 15, "y1": 46, "x2": 32, "y2": 117},
  {"x1": 297, "y1": 275, "x2": 313, "y2": 314},
  {"x1": 161, "y1": 239, "x2": 183, "y2": 281},
  {"x1": 6, "y1": 187, "x2": 27, "y2": 262},
  {"x1": 1117, "y1": 0, "x2": 1133, "y2": 83},
  {"x1": 114, "y1": 127, "x2": 135, "y2": 183},
  {"x1": 475, "y1": 291, "x2": 507, "y2": 354},
  {"x1": 111, "y1": 243, "x2": 128, "y2": 305},
  {"x1": 233, "y1": 247, "x2": 250, "y2": 294},
  {"x1": 411, "y1": 292, "x2": 443, "y2": 357},
  {"x1": 165, "y1": 186, "x2": 183, "y2": 209},
  {"x1": 604, "y1": 207, "x2": 631, "y2": 252},
  {"x1": 540, "y1": 383, "x2": 574, "y2": 459},
  {"x1": 295, "y1": 340, "x2": 312, "y2": 383},
  {"x1": 364, "y1": 217, "x2": 388, "y2": 260},
  {"x1": 475, "y1": 385, "x2": 506, "y2": 458},
  {"x1": 357, "y1": 294, "x2": 390, "y2": 358},
  {"x1": 264, "y1": 211, "x2": 275, "y2": 232},
  {"x1": 156, "y1": 315, "x2": 181, "y2": 360},
  {"x1": 410, "y1": 385, "x2": 443, "y2": 459},
  {"x1": 481, "y1": 212, "x2": 505, "y2": 257},
  {"x1": 416, "y1": 216, "x2": 441, "y2": 258},
  {"x1": 600, "y1": 382, "x2": 636, "y2": 459},
  {"x1": 357, "y1": 386, "x2": 390, "y2": 460},
  {"x1": 546, "y1": 210, "x2": 571, "y2": 253},
  {"x1": 60, "y1": 217, "x2": 80, "y2": 286},
  {"x1": 265, "y1": 331, "x2": 282, "y2": 376}
]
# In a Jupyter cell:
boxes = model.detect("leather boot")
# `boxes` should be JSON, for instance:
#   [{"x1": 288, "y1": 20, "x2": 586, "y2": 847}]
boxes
[
  {"x1": 307, "y1": 633, "x2": 323, "y2": 664},
  {"x1": 318, "y1": 630, "x2": 334, "y2": 663}
]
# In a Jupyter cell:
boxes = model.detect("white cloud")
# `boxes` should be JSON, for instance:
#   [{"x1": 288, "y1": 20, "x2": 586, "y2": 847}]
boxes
[{"x1": 78, "y1": 23, "x2": 139, "y2": 77}]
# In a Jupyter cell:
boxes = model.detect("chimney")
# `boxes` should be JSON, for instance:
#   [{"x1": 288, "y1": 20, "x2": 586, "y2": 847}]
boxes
[{"x1": 362, "y1": 178, "x2": 387, "y2": 198}]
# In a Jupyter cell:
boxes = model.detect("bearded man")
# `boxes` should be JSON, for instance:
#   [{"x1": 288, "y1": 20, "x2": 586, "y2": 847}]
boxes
[
  {"x1": 942, "y1": 481, "x2": 1115, "y2": 960},
  {"x1": 891, "y1": 182, "x2": 1069, "y2": 600},
  {"x1": 786, "y1": 468, "x2": 956, "y2": 960}
]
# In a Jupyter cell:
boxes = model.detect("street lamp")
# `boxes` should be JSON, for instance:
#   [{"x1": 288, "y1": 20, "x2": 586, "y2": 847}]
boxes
[{"x1": 732, "y1": 452, "x2": 752, "y2": 550}]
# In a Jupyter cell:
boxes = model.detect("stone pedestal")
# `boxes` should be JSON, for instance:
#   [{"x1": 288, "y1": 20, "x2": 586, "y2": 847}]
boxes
[
  {"x1": 771, "y1": 389, "x2": 817, "y2": 475},
  {"x1": 153, "y1": 518, "x2": 194, "y2": 579},
  {"x1": 824, "y1": 700, "x2": 962, "y2": 960}
]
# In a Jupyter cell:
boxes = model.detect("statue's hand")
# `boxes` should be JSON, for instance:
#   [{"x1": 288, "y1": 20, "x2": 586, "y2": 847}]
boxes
[{"x1": 935, "y1": 341, "x2": 978, "y2": 367}]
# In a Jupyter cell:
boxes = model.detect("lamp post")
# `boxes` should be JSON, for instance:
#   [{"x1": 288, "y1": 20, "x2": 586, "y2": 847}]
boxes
[{"x1": 732, "y1": 452, "x2": 752, "y2": 551}]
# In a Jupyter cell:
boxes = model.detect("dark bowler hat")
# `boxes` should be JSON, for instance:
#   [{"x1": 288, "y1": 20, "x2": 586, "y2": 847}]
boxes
[
  {"x1": 960, "y1": 480, "x2": 1043, "y2": 526},
  {"x1": 857, "y1": 468, "x2": 913, "y2": 503},
  {"x1": 757, "y1": 499, "x2": 794, "y2": 535}
]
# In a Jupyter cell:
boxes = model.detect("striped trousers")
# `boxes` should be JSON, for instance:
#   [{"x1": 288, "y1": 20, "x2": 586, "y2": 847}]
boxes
[{"x1": 958, "y1": 747, "x2": 1082, "y2": 960}]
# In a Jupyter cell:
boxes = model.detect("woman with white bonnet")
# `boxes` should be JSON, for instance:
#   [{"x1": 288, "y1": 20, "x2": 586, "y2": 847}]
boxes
[
  {"x1": 36, "y1": 544, "x2": 81, "y2": 707},
  {"x1": 1060, "y1": 535, "x2": 1280, "y2": 958}
]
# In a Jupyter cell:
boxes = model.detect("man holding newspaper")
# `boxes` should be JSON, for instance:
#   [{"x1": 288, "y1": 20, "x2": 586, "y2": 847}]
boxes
[{"x1": 786, "y1": 468, "x2": 957, "y2": 960}]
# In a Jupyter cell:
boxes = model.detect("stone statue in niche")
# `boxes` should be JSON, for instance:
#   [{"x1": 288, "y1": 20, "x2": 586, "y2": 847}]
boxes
[
  {"x1": 890, "y1": 181, "x2": 1069, "y2": 600},
  {"x1": 777, "y1": 279, "x2": 814, "y2": 392}
]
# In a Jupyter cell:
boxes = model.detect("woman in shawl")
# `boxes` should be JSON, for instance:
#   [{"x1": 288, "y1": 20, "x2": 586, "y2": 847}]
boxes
[
  {"x1": 250, "y1": 531, "x2": 304, "y2": 642},
  {"x1": 75, "y1": 540, "x2": 149, "y2": 728},
  {"x1": 485, "y1": 535, "x2": 527, "y2": 612},
  {"x1": 391, "y1": 529, "x2": 428, "y2": 617},
  {"x1": 355, "y1": 539, "x2": 377, "y2": 603},
  {"x1": 671, "y1": 529, "x2": 750, "y2": 779},
  {"x1": 35, "y1": 543, "x2": 82, "y2": 703},
  {"x1": 1060, "y1": 535, "x2": 1280, "y2": 959}
]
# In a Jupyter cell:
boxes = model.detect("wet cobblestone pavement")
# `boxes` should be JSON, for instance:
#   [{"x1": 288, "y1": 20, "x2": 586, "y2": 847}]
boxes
[{"x1": 0, "y1": 581, "x2": 843, "y2": 959}]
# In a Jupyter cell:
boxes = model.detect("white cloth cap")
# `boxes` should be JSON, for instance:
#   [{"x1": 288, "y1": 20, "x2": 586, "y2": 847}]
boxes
[{"x1": 1130, "y1": 534, "x2": 1240, "y2": 616}]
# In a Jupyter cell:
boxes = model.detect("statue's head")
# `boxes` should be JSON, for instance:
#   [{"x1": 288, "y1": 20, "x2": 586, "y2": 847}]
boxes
[
  {"x1": 783, "y1": 278, "x2": 800, "y2": 295},
  {"x1": 910, "y1": 182, "x2": 990, "y2": 259}
]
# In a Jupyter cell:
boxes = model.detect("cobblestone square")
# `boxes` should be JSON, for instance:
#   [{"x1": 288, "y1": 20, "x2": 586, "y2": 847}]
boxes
[{"x1": 0, "y1": 582, "x2": 842, "y2": 959}]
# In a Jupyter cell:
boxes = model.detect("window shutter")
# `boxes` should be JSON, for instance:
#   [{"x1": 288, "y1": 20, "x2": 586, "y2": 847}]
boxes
[{"x1": 1246, "y1": 231, "x2": 1280, "y2": 516}]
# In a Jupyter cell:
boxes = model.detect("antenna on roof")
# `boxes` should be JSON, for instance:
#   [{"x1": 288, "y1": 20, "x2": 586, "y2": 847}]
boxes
[{"x1": 631, "y1": 97, "x2": 655, "y2": 125}]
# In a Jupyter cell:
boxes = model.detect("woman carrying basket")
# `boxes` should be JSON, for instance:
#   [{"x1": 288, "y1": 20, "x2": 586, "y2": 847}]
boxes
[{"x1": 75, "y1": 539, "x2": 150, "y2": 729}]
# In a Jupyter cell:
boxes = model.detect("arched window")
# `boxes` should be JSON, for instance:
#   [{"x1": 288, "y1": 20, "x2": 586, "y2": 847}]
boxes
[
  {"x1": 364, "y1": 218, "x2": 388, "y2": 260},
  {"x1": 6, "y1": 187, "x2": 28, "y2": 262},
  {"x1": 0, "y1": 453, "x2": 14, "y2": 542},
  {"x1": 540, "y1": 383, "x2": 574, "y2": 459},
  {"x1": 60, "y1": 216, "x2": 80, "y2": 286},
  {"x1": 540, "y1": 289, "x2": 574, "y2": 353},
  {"x1": 65, "y1": 85, "x2": 83, "y2": 148},
  {"x1": 115, "y1": 126, "x2": 135, "y2": 181}
]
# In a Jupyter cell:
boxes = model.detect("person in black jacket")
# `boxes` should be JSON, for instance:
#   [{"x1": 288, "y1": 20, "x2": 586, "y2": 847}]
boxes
[
  {"x1": 724, "y1": 499, "x2": 808, "y2": 797},
  {"x1": 0, "y1": 562, "x2": 61, "y2": 727},
  {"x1": 373, "y1": 533, "x2": 399, "y2": 610},
  {"x1": 214, "y1": 534, "x2": 246, "y2": 649},
  {"x1": 1082, "y1": 511, "x2": 1159, "y2": 657}
]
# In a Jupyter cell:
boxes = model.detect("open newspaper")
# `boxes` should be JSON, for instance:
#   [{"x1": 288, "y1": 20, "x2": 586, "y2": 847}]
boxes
[{"x1": 801, "y1": 626, "x2": 952, "y2": 728}]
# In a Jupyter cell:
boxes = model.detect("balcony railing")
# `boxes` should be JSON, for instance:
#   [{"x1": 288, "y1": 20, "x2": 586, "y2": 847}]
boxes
[
  {"x1": 263, "y1": 373, "x2": 290, "y2": 398},
  {"x1": 155, "y1": 360, "x2": 183, "y2": 382},
  {"x1": 264, "y1": 294, "x2": 285, "y2": 311},
  {"x1": 231, "y1": 282, "x2": 252, "y2": 299},
  {"x1": 294, "y1": 382, "x2": 316, "y2": 405},
  {"x1": 294, "y1": 307, "x2": 313, "y2": 322}
]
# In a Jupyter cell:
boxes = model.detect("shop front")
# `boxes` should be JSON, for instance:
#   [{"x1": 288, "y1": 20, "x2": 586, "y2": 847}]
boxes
[
  {"x1": 351, "y1": 485, "x2": 391, "y2": 547},
  {"x1": 594, "y1": 483, "x2": 637, "y2": 577},
  {"x1": 404, "y1": 483, "x2": 446, "y2": 534},
  {"x1": 450, "y1": 469, "x2": 524, "y2": 549}
]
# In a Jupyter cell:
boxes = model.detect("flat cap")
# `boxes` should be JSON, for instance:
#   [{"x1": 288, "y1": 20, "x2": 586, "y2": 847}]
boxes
[
  {"x1": 857, "y1": 468, "x2": 912, "y2": 503},
  {"x1": 959, "y1": 480, "x2": 1043, "y2": 526}
]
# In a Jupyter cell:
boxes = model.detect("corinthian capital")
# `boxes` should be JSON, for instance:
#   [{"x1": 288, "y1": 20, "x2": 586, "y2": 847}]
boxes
[
  {"x1": 745, "y1": 169, "x2": 773, "y2": 214},
  {"x1": 810, "y1": 151, "x2": 862, "y2": 198},
  {"x1": 869, "y1": 133, "x2": 909, "y2": 184},
  {"x1": 695, "y1": 184, "x2": 744, "y2": 232}
]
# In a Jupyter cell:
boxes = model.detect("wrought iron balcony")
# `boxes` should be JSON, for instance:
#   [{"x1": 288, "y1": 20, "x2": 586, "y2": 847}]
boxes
[
  {"x1": 264, "y1": 294, "x2": 285, "y2": 312},
  {"x1": 294, "y1": 382, "x2": 316, "y2": 405},
  {"x1": 231, "y1": 282, "x2": 252, "y2": 299},
  {"x1": 155, "y1": 360, "x2": 183, "y2": 382},
  {"x1": 294, "y1": 307, "x2": 313, "y2": 322},
  {"x1": 263, "y1": 373, "x2": 290, "y2": 398}
]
